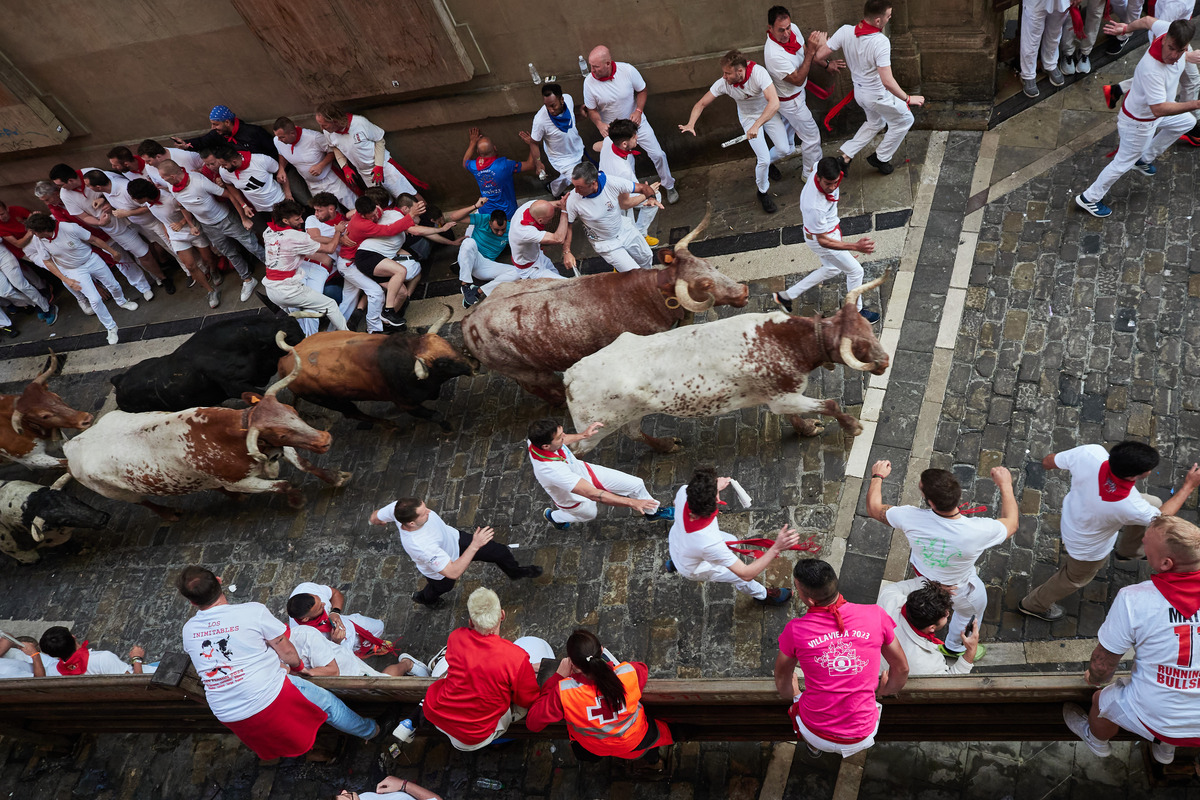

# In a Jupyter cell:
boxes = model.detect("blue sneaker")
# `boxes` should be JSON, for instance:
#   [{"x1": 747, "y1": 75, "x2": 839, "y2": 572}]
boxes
[
  {"x1": 1074, "y1": 193, "x2": 1112, "y2": 218},
  {"x1": 644, "y1": 505, "x2": 675, "y2": 522},
  {"x1": 41, "y1": 304, "x2": 58, "y2": 326},
  {"x1": 1133, "y1": 159, "x2": 1157, "y2": 176},
  {"x1": 859, "y1": 308, "x2": 881, "y2": 324},
  {"x1": 543, "y1": 508, "x2": 570, "y2": 531},
  {"x1": 761, "y1": 587, "x2": 792, "y2": 606},
  {"x1": 664, "y1": 558, "x2": 677, "y2": 573}
]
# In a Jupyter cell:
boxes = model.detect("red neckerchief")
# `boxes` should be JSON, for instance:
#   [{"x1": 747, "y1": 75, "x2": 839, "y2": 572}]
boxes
[
  {"x1": 1152, "y1": 571, "x2": 1200, "y2": 618},
  {"x1": 289, "y1": 128, "x2": 302, "y2": 153},
  {"x1": 222, "y1": 118, "x2": 241, "y2": 145},
  {"x1": 71, "y1": 170, "x2": 87, "y2": 194},
  {"x1": 773, "y1": 27, "x2": 803, "y2": 55},
  {"x1": 295, "y1": 611, "x2": 394, "y2": 658},
  {"x1": 855, "y1": 20, "x2": 883, "y2": 36},
  {"x1": 814, "y1": 170, "x2": 841, "y2": 203},
  {"x1": 171, "y1": 170, "x2": 191, "y2": 193},
  {"x1": 475, "y1": 156, "x2": 498, "y2": 170},
  {"x1": 809, "y1": 594, "x2": 849, "y2": 633},
  {"x1": 731, "y1": 62, "x2": 757, "y2": 89},
  {"x1": 900, "y1": 606, "x2": 945, "y2": 645},
  {"x1": 594, "y1": 63, "x2": 617, "y2": 82},
  {"x1": 1098, "y1": 461, "x2": 1135, "y2": 502},
  {"x1": 521, "y1": 207, "x2": 545, "y2": 231},
  {"x1": 1069, "y1": 6, "x2": 1085, "y2": 36},
  {"x1": 335, "y1": 114, "x2": 353, "y2": 135},
  {"x1": 126, "y1": 156, "x2": 148, "y2": 175},
  {"x1": 682, "y1": 502, "x2": 720, "y2": 533},
  {"x1": 233, "y1": 151, "x2": 254, "y2": 178},
  {"x1": 528, "y1": 443, "x2": 567, "y2": 462},
  {"x1": 56, "y1": 641, "x2": 90, "y2": 676},
  {"x1": 323, "y1": 212, "x2": 345, "y2": 227},
  {"x1": 47, "y1": 221, "x2": 60, "y2": 241},
  {"x1": 267, "y1": 221, "x2": 290, "y2": 232},
  {"x1": 612, "y1": 142, "x2": 640, "y2": 159},
  {"x1": 1148, "y1": 34, "x2": 1167, "y2": 63}
]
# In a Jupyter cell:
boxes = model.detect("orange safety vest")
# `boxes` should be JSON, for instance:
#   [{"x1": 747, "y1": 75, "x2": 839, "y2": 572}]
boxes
[{"x1": 558, "y1": 662, "x2": 648, "y2": 756}]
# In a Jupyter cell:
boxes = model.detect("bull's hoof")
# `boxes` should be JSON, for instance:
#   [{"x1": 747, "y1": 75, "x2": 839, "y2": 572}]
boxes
[
  {"x1": 842, "y1": 421, "x2": 864, "y2": 437},
  {"x1": 334, "y1": 471, "x2": 353, "y2": 488},
  {"x1": 791, "y1": 417, "x2": 823, "y2": 437},
  {"x1": 3, "y1": 549, "x2": 41, "y2": 565},
  {"x1": 287, "y1": 493, "x2": 306, "y2": 510}
]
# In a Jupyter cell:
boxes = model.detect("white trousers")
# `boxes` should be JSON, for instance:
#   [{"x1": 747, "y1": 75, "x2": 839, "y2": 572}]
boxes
[
  {"x1": 457, "y1": 237, "x2": 522, "y2": 294},
  {"x1": 200, "y1": 211, "x2": 262, "y2": 280},
  {"x1": 0, "y1": 249, "x2": 49, "y2": 312},
  {"x1": 678, "y1": 558, "x2": 767, "y2": 600},
  {"x1": 357, "y1": 163, "x2": 416, "y2": 200},
  {"x1": 546, "y1": 462, "x2": 657, "y2": 523},
  {"x1": 778, "y1": 93, "x2": 823, "y2": 178},
  {"x1": 1020, "y1": 4, "x2": 1068, "y2": 79},
  {"x1": 1098, "y1": 676, "x2": 1176, "y2": 745},
  {"x1": 633, "y1": 117, "x2": 675, "y2": 190},
  {"x1": 941, "y1": 570, "x2": 988, "y2": 653},
  {"x1": 132, "y1": 216, "x2": 172, "y2": 252},
  {"x1": 1107, "y1": 0, "x2": 1145, "y2": 25},
  {"x1": 105, "y1": 225, "x2": 150, "y2": 260},
  {"x1": 840, "y1": 90, "x2": 914, "y2": 163},
  {"x1": 740, "y1": 111, "x2": 793, "y2": 192},
  {"x1": 1083, "y1": 110, "x2": 1195, "y2": 201},
  {"x1": 513, "y1": 252, "x2": 568, "y2": 282},
  {"x1": 622, "y1": 190, "x2": 660, "y2": 236},
  {"x1": 1058, "y1": 0, "x2": 1106, "y2": 56},
  {"x1": 62, "y1": 256, "x2": 130, "y2": 331},
  {"x1": 793, "y1": 700, "x2": 882, "y2": 757},
  {"x1": 591, "y1": 217, "x2": 653, "y2": 272},
  {"x1": 782, "y1": 231, "x2": 864, "y2": 308},
  {"x1": 336, "y1": 258, "x2": 386, "y2": 333},
  {"x1": 264, "y1": 272, "x2": 347, "y2": 333},
  {"x1": 307, "y1": 174, "x2": 359, "y2": 209}
]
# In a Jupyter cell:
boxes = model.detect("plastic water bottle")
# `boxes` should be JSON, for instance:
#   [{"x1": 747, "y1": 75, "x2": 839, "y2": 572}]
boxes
[
  {"x1": 392, "y1": 718, "x2": 416, "y2": 743},
  {"x1": 579, "y1": 55, "x2": 589, "y2": 76},
  {"x1": 475, "y1": 778, "x2": 505, "y2": 790},
  {"x1": 529, "y1": 63, "x2": 542, "y2": 84}
]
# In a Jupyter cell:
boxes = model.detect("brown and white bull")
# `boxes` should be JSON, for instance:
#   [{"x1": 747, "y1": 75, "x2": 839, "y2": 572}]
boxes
[
  {"x1": 62, "y1": 337, "x2": 350, "y2": 519},
  {"x1": 462, "y1": 208, "x2": 749, "y2": 406},
  {"x1": 1, "y1": 353, "x2": 93, "y2": 469},
  {"x1": 563, "y1": 276, "x2": 891, "y2": 454}
]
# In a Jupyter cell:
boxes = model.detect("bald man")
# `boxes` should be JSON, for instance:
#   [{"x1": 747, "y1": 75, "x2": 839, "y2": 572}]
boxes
[
  {"x1": 462, "y1": 127, "x2": 540, "y2": 219},
  {"x1": 507, "y1": 199, "x2": 571, "y2": 281},
  {"x1": 583, "y1": 46, "x2": 678, "y2": 204}
]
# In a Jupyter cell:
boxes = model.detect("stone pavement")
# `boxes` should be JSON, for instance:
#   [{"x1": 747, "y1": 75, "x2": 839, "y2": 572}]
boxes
[{"x1": 5, "y1": 40, "x2": 1200, "y2": 797}]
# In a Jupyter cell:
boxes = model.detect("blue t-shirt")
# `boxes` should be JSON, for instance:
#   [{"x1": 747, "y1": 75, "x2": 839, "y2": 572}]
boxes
[
  {"x1": 469, "y1": 212, "x2": 509, "y2": 261},
  {"x1": 466, "y1": 157, "x2": 521, "y2": 218}
]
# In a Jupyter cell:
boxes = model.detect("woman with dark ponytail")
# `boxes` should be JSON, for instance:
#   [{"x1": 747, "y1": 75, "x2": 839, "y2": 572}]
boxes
[{"x1": 526, "y1": 629, "x2": 674, "y2": 765}]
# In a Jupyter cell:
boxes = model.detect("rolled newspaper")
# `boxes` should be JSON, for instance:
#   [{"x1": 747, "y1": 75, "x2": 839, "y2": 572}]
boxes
[
  {"x1": 729, "y1": 479, "x2": 753, "y2": 508},
  {"x1": 721, "y1": 134, "x2": 748, "y2": 148},
  {"x1": 0, "y1": 630, "x2": 23, "y2": 646}
]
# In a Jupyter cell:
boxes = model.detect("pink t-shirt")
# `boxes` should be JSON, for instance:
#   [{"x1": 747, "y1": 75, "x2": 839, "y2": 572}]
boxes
[{"x1": 778, "y1": 602, "x2": 896, "y2": 741}]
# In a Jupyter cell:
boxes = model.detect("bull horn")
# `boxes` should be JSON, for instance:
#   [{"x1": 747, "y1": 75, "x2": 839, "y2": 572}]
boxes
[
  {"x1": 30, "y1": 517, "x2": 46, "y2": 544},
  {"x1": 266, "y1": 332, "x2": 302, "y2": 397},
  {"x1": 426, "y1": 304, "x2": 454, "y2": 337},
  {"x1": 674, "y1": 278, "x2": 714, "y2": 312},
  {"x1": 839, "y1": 337, "x2": 875, "y2": 372},
  {"x1": 34, "y1": 351, "x2": 59, "y2": 385},
  {"x1": 245, "y1": 427, "x2": 267, "y2": 465},
  {"x1": 673, "y1": 203, "x2": 711, "y2": 254},
  {"x1": 10, "y1": 409, "x2": 23, "y2": 436},
  {"x1": 844, "y1": 271, "x2": 889, "y2": 309},
  {"x1": 413, "y1": 359, "x2": 430, "y2": 380}
]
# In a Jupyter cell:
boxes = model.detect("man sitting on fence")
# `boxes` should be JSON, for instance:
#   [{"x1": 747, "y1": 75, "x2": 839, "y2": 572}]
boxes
[{"x1": 38, "y1": 626, "x2": 151, "y2": 676}]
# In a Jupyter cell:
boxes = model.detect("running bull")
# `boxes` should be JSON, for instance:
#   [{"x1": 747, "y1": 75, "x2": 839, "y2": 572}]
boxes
[
  {"x1": 0, "y1": 479, "x2": 110, "y2": 564},
  {"x1": 1, "y1": 353, "x2": 93, "y2": 469},
  {"x1": 563, "y1": 275, "x2": 890, "y2": 454},
  {"x1": 64, "y1": 337, "x2": 349, "y2": 520},
  {"x1": 463, "y1": 207, "x2": 749, "y2": 406}
]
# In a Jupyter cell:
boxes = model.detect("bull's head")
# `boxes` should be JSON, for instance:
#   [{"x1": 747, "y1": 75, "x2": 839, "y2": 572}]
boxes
[
  {"x1": 24, "y1": 486, "x2": 110, "y2": 545},
  {"x1": 832, "y1": 274, "x2": 891, "y2": 375},
  {"x1": 246, "y1": 334, "x2": 306, "y2": 463},
  {"x1": 413, "y1": 305, "x2": 465, "y2": 380},
  {"x1": 12, "y1": 352, "x2": 93, "y2": 438},
  {"x1": 240, "y1": 393, "x2": 332, "y2": 456},
  {"x1": 670, "y1": 204, "x2": 750, "y2": 313}
]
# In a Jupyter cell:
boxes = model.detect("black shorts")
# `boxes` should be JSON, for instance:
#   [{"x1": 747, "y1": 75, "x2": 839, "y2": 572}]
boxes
[{"x1": 354, "y1": 249, "x2": 388, "y2": 273}]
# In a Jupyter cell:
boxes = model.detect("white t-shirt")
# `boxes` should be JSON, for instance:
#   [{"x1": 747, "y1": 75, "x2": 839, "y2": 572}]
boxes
[
  {"x1": 264, "y1": 226, "x2": 320, "y2": 280},
  {"x1": 48, "y1": 648, "x2": 132, "y2": 676},
  {"x1": 181, "y1": 601, "x2": 288, "y2": 723},
  {"x1": 355, "y1": 792, "x2": 416, "y2": 800},
  {"x1": 597, "y1": 138, "x2": 637, "y2": 184},
  {"x1": 667, "y1": 485, "x2": 738, "y2": 577},
  {"x1": 531, "y1": 93, "x2": 586, "y2": 171},
  {"x1": 1155, "y1": 0, "x2": 1194, "y2": 21},
  {"x1": 305, "y1": 215, "x2": 336, "y2": 239},
  {"x1": 885, "y1": 505, "x2": 1008, "y2": 586},
  {"x1": 168, "y1": 147, "x2": 206, "y2": 173},
  {"x1": 1098, "y1": 579, "x2": 1200, "y2": 740},
  {"x1": 38, "y1": 222, "x2": 103, "y2": 271},
  {"x1": 143, "y1": 193, "x2": 195, "y2": 243},
  {"x1": 565, "y1": 174, "x2": 636, "y2": 242},
  {"x1": 219, "y1": 154, "x2": 285, "y2": 213},
  {"x1": 799, "y1": 171, "x2": 840, "y2": 236},
  {"x1": 509, "y1": 199, "x2": 550, "y2": 267},
  {"x1": 527, "y1": 439, "x2": 593, "y2": 510},
  {"x1": 96, "y1": 172, "x2": 144, "y2": 213},
  {"x1": 289, "y1": 622, "x2": 383, "y2": 677},
  {"x1": 709, "y1": 63, "x2": 774, "y2": 117},
  {"x1": 358, "y1": 209, "x2": 409, "y2": 257},
  {"x1": 323, "y1": 114, "x2": 390, "y2": 174},
  {"x1": 377, "y1": 502, "x2": 462, "y2": 580},
  {"x1": 170, "y1": 170, "x2": 230, "y2": 225},
  {"x1": 275, "y1": 128, "x2": 336, "y2": 184},
  {"x1": 583, "y1": 62, "x2": 648, "y2": 123},
  {"x1": 876, "y1": 577, "x2": 973, "y2": 676},
  {"x1": 1056, "y1": 444, "x2": 1160, "y2": 560},
  {"x1": 827, "y1": 25, "x2": 891, "y2": 94},
  {"x1": 58, "y1": 180, "x2": 107, "y2": 221},
  {"x1": 764, "y1": 23, "x2": 809, "y2": 99},
  {"x1": 0, "y1": 658, "x2": 33, "y2": 678},
  {"x1": 1125, "y1": 21, "x2": 1185, "y2": 120}
]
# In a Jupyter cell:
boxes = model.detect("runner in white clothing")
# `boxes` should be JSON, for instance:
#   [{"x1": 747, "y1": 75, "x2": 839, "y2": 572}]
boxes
[
  {"x1": 87, "y1": 194, "x2": 158, "y2": 302},
  {"x1": 812, "y1": 0, "x2": 925, "y2": 173},
  {"x1": 263, "y1": 200, "x2": 347, "y2": 331},
  {"x1": 665, "y1": 467, "x2": 798, "y2": 604},
  {"x1": 1063, "y1": 516, "x2": 1200, "y2": 765},
  {"x1": 680, "y1": 49, "x2": 788, "y2": 213},
  {"x1": 530, "y1": 84, "x2": 587, "y2": 196},
  {"x1": 867, "y1": 462, "x2": 1019, "y2": 657},
  {"x1": 526, "y1": 418, "x2": 673, "y2": 529},
  {"x1": 562, "y1": 162, "x2": 661, "y2": 273},
  {"x1": 273, "y1": 116, "x2": 359, "y2": 208},
  {"x1": 215, "y1": 147, "x2": 287, "y2": 234},
  {"x1": 1018, "y1": 0, "x2": 1070, "y2": 97},
  {"x1": 507, "y1": 199, "x2": 571, "y2": 280},
  {"x1": 774, "y1": 156, "x2": 880, "y2": 321},
  {"x1": 306, "y1": 193, "x2": 384, "y2": 333},
  {"x1": 316, "y1": 103, "x2": 421, "y2": 200},
  {"x1": 583, "y1": 46, "x2": 678, "y2": 202},
  {"x1": 876, "y1": 579, "x2": 979, "y2": 675},
  {"x1": 597, "y1": 121, "x2": 662, "y2": 242},
  {"x1": 82, "y1": 167, "x2": 175, "y2": 263},
  {"x1": 126, "y1": 178, "x2": 221, "y2": 308}
]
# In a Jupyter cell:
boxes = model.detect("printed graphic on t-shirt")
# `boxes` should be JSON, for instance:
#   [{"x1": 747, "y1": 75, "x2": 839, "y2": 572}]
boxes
[
  {"x1": 918, "y1": 537, "x2": 963, "y2": 570},
  {"x1": 199, "y1": 637, "x2": 234, "y2": 677},
  {"x1": 817, "y1": 638, "x2": 868, "y2": 676}
]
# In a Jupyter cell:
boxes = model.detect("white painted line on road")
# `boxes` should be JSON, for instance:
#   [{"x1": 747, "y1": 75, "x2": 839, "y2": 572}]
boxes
[{"x1": 757, "y1": 741, "x2": 797, "y2": 800}]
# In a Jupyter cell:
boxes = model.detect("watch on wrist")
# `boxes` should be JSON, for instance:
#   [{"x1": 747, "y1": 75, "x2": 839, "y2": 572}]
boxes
[{"x1": 330, "y1": 607, "x2": 342, "y2": 614}]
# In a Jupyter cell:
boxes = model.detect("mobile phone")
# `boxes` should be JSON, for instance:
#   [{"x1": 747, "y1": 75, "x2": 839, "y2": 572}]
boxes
[{"x1": 965, "y1": 615, "x2": 976, "y2": 636}]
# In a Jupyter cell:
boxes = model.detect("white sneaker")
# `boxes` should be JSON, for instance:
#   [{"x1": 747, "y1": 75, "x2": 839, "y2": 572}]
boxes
[
  {"x1": 106, "y1": 328, "x2": 119, "y2": 345},
  {"x1": 81, "y1": 305, "x2": 95, "y2": 316},
  {"x1": 142, "y1": 289, "x2": 154, "y2": 301},
  {"x1": 208, "y1": 289, "x2": 221, "y2": 309},
  {"x1": 117, "y1": 300, "x2": 139, "y2": 312},
  {"x1": 397, "y1": 652, "x2": 431, "y2": 677},
  {"x1": 1062, "y1": 703, "x2": 1111, "y2": 757},
  {"x1": 1151, "y1": 741, "x2": 1175, "y2": 765},
  {"x1": 239, "y1": 277, "x2": 258, "y2": 302},
  {"x1": 1078, "y1": 54, "x2": 1092, "y2": 74},
  {"x1": 209, "y1": 270, "x2": 223, "y2": 287}
]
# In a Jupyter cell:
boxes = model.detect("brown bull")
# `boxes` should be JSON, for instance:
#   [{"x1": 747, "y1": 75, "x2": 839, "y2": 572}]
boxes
[
  {"x1": 1, "y1": 353, "x2": 93, "y2": 469},
  {"x1": 462, "y1": 207, "x2": 749, "y2": 406},
  {"x1": 277, "y1": 305, "x2": 474, "y2": 429}
]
